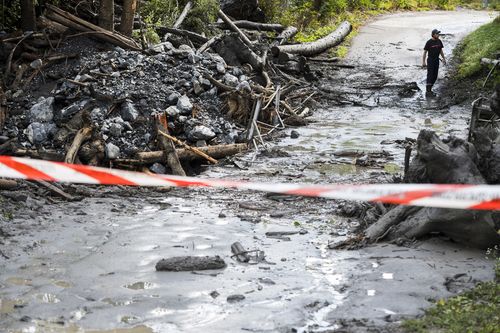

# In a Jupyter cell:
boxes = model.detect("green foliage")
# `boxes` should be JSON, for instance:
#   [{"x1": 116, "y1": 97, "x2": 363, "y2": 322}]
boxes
[
  {"x1": 141, "y1": 0, "x2": 180, "y2": 27},
  {"x1": 183, "y1": 0, "x2": 219, "y2": 34},
  {"x1": 0, "y1": 0, "x2": 21, "y2": 31},
  {"x1": 403, "y1": 253, "x2": 500, "y2": 333},
  {"x1": 456, "y1": 17, "x2": 500, "y2": 79},
  {"x1": 141, "y1": 0, "x2": 219, "y2": 36}
]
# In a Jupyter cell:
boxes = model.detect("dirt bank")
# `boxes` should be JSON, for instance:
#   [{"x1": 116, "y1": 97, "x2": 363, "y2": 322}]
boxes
[{"x1": 0, "y1": 9, "x2": 498, "y2": 333}]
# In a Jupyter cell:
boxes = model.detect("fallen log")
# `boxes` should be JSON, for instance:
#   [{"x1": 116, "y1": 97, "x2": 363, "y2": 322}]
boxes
[
  {"x1": 37, "y1": 15, "x2": 69, "y2": 34},
  {"x1": 65, "y1": 127, "x2": 92, "y2": 164},
  {"x1": 217, "y1": 9, "x2": 253, "y2": 48},
  {"x1": 155, "y1": 113, "x2": 186, "y2": 176},
  {"x1": 272, "y1": 21, "x2": 351, "y2": 57},
  {"x1": 0, "y1": 179, "x2": 18, "y2": 190},
  {"x1": 272, "y1": 26, "x2": 298, "y2": 47},
  {"x1": 135, "y1": 143, "x2": 247, "y2": 163},
  {"x1": 45, "y1": 5, "x2": 141, "y2": 51},
  {"x1": 215, "y1": 20, "x2": 285, "y2": 32}
]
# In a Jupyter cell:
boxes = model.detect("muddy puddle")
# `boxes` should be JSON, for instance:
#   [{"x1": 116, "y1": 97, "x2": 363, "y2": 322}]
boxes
[{"x1": 1, "y1": 9, "x2": 498, "y2": 333}]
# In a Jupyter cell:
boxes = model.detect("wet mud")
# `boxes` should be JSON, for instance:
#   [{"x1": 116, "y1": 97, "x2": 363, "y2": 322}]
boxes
[{"x1": 1, "y1": 9, "x2": 498, "y2": 333}]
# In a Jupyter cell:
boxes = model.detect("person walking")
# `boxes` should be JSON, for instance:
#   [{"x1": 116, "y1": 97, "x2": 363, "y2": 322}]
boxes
[{"x1": 422, "y1": 29, "x2": 447, "y2": 96}]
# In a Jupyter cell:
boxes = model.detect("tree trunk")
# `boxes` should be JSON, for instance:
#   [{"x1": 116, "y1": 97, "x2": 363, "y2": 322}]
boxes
[
  {"x1": 365, "y1": 130, "x2": 500, "y2": 249},
  {"x1": 154, "y1": 114, "x2": 186, "y2": 176},
  {"x1": 119, "y1": 0, "x2": 137, "y2": 36},
  {"x1": 272, "y1": 21, "x2": 351, "y2": 57},
  {"x1": 20, "y1": 0, "x2": 36, "y2": 31},
  {"x1": 173, "y1": 1, "x2": 193, "y2": 29},
  {"x1": 135, "y1": 143, "x2": 248, "y2": 163},
  {"x1": 98, "y1": 0, "x2": 114, "y2": 31}
]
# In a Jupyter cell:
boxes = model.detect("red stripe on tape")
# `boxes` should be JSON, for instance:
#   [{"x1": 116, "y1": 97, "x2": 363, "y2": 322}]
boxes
[
  {"x1": 285, "y1": 185, "x2": 342, "y2": 197},
  {"x1": 469, "y1": 199, "x2": 500, "y2": 210},
  {"x1": 373, "y1": 185, "x2": 471, "y2": 205},
  {"x1": 0, "y1": 156, "x2": 55, "y2": 181},
  {"x1": 62, "y1": 163, "x2": 137, "y2": 186}
]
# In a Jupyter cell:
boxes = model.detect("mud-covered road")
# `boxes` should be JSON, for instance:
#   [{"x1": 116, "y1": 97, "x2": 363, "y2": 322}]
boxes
[{"x1": 1, "y1": 10, "x2": 498, "y2": 333}]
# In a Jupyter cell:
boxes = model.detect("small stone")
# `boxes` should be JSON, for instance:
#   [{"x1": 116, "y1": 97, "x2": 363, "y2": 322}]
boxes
[
  {"x1": 150, "y1": 163, "x2": 167, "y2": 174},
  {"x1": 231, "y1": 67, "x2": 243, "y2": 77},
  {"x1": 258, "y1": 277, "x2": 276, "y2": 285},
  {"x1": 200, "y1": 78, "x2": 212, "y2": 90},
  {"x1": 218, "y1": 212, "x2": 226, "y2": 218},
  {"x1": 223, "y1": 73, "x2": 239, "y2": 87},
  {"x1": 195, "y1": 140, "x2": 207, "y2": 147},
  {"x1": 290, "y1": 130, "x2": 300, "y2": 139},
  {"x1": 109, "y1": 123, "x2": 123, "y2": 137},
  {"x1": 188, "y1": 125, "x2": 216, "y2": 141},
  {"x1": 29, "y1": 97, "x2": 54, "y2": 122},
  {"x1": 167, "y1": 92, "x2": 180, "y2": 105},
  {"x1": 30, "y1": 59, "x2": 43, "y2": 69},
  {"x1": 176, "y1": 95, "x2": 193, "y2": 115},
  {"x1": 111, "y1": 72, "x2": 120, "y2": 78},
  {"x1": 121, "y1": 100, "x2": 139, "y2": 121},
  {"x1": 60, "y1": 100, "x2": 89, "y2": 119},
  {"x1": 0, "y1": 135, "x2": 9, "y2": 144},
  {"x1": 210, "y1": 291, "x2": 220, "y2": 299},
  {"x1": 193, "y1": 81, "x2": 204, "y2": 95},
  {"x1": 227, "y1": 294, "x2": 245, "y2": 303},
  {"x1": 187, "y1": 53, "x2": 200, "y2": 64},
  {"x1": 25, "y1": 122, "x2": 49, "y2": 144},
  {"x1": 166, "y1": 106, "x2": 180, "y2": 117},
  {"x1": 216, "y1": 62, "x2": 226, "y2": 74},
  {"x1": 236, "y1": 81, "x2": 251, "y2": 93},
  {"x1": 105, "y1": 143, "x2": 120, "y2": 160}
]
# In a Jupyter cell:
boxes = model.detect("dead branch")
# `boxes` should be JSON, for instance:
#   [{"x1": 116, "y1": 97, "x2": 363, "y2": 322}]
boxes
[
  {"x1": 217, "y1": 9, "x2": 253, "y2": 48},
  {"x1": 158, "y1": 130, "x2": 218, "y2": 164},
  {"x1": 65, "y1": 127, "x2": 92, "y2": 164},
  {"x1": 135, "y1": 143, "x2": 248, "y2": 163}
]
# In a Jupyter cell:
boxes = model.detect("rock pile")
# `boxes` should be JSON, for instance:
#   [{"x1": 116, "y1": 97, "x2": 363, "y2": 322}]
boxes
[{"x1": 3, "y1": 37, "x2": 253, "y2": 163}]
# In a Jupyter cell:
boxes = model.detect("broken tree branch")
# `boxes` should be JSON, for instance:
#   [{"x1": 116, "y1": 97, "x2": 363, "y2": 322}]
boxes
[
  {"x1": 217, "y1": 9, "x2": 253, "y2": 48},
  {"x1": 173, "y1": 1, "x2": 193, "y2": 29},
  {"x1": 158, "y1": 130, "x2": 218, "y2": 164},
  {"x1": 65, "y1": 127, "x2": 92, "y2": 164}
]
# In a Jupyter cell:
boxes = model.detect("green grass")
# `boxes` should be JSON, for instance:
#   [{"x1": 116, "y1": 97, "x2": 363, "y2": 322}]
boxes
[
  {"x1": 456, "y1": 16, "x2": 500, "y2": 79},
  {"x1": 402, "y1": 253, "x2": 500, "y2": 333}
]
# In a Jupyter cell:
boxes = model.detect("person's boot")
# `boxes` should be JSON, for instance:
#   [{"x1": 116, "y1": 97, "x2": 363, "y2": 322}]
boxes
[{"x1": 425, "y1": 85, "x2": 435, "y2": 97}]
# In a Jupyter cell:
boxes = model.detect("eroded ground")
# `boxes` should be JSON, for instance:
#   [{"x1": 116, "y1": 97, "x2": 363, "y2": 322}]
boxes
[{"x1": 1, "y1": 9, "x2": 498, "y2": 333}]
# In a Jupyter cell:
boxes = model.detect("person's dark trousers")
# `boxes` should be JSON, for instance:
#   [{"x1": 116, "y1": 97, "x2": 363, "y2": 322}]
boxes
[{"x1": 426, "y1": 57, "x2": 440, "y2": 92}]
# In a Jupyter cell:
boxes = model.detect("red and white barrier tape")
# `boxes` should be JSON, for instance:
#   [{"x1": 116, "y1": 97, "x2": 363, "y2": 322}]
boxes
[{"x1": 0, "y1": 156, "x2": 499, "y2": 210}]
